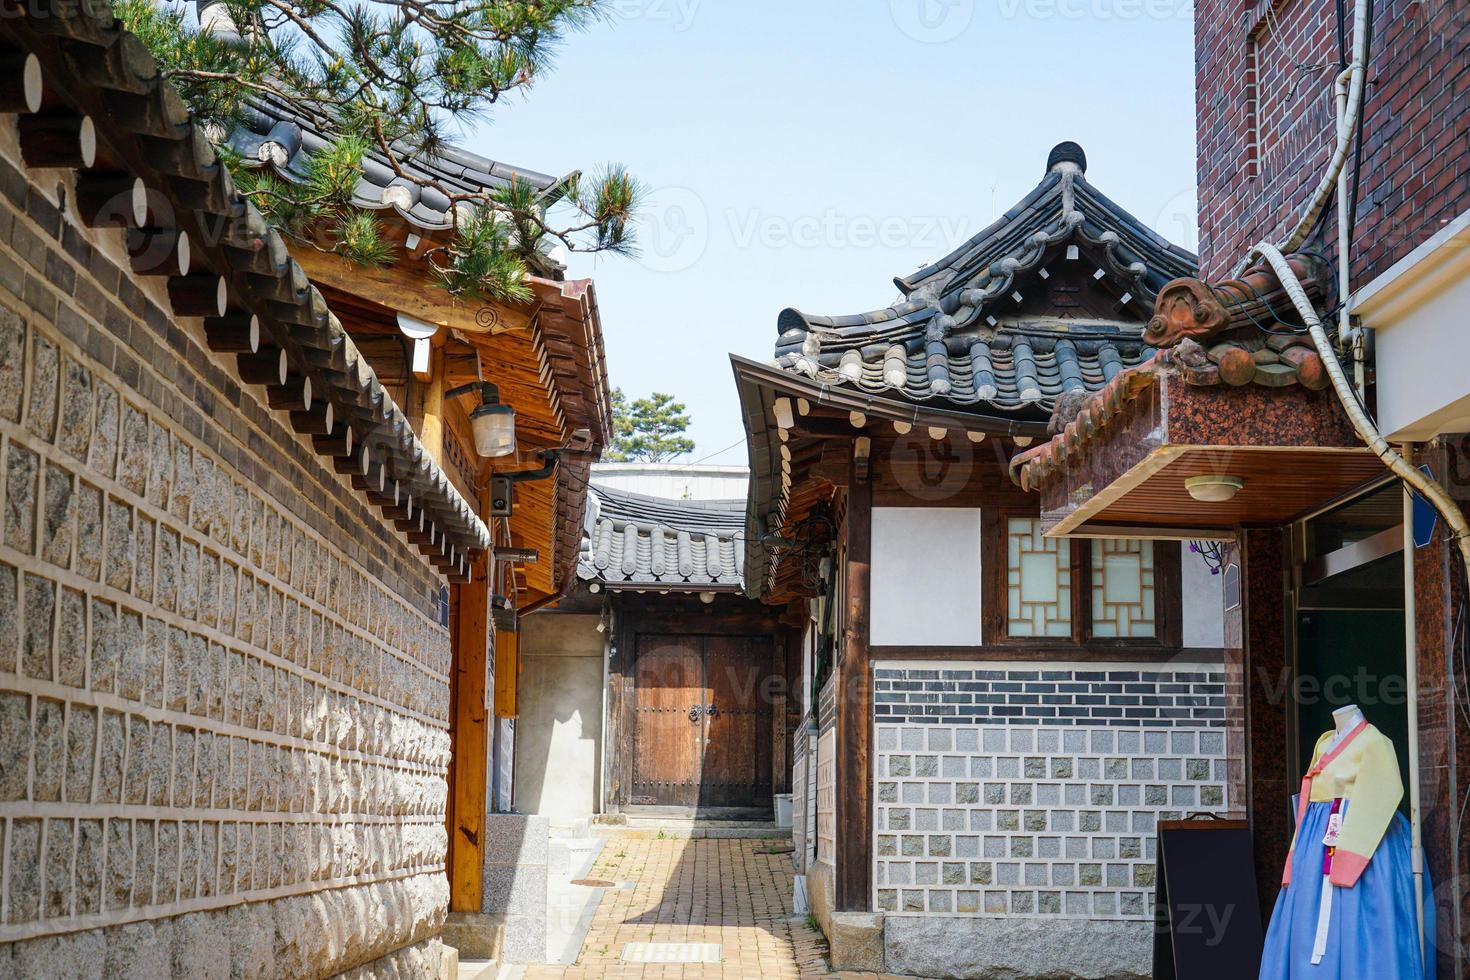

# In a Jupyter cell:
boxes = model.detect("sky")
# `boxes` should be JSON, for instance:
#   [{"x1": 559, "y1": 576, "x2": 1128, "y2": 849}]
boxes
[{"x1": 468, "y1": 0, "x2": 1200, "y2": 466}]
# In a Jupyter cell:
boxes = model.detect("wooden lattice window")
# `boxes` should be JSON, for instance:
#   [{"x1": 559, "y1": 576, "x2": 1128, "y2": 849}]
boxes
[
  {"x1": 1090, "y1": 538, "x2": 1157, "y2": 638},
  {"x1": 986, "y1": 512, "x2": 1179, "y2": 649},
  {"x1": 1006, "y1": 517, "x2": 1073, "y2": 638}
]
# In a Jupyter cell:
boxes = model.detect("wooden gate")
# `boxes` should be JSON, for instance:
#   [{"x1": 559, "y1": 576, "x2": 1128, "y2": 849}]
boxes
[{"x1": 630, "y1": 633, "x2": 774, "y2": 810}]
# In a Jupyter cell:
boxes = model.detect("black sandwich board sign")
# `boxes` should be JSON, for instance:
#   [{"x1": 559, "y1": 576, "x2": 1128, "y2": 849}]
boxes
[{"x1": 1153, "y1": 818, "x2": 1265, "y2": 979}]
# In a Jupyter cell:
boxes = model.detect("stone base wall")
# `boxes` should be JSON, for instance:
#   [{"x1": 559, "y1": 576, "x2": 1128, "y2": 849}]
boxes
[
  {"x1": 0, "y1": 126, "x2": 450, "y2": 975},
  {"x1": 884, "y1": 915, "x2": 1150, "y2": 979},
  {"x1": 871, "y1": 660, "x2": 1229, "y2": 978},
  {"x1": 2, "y1": 873, "x2": 448, "y2": 978}
]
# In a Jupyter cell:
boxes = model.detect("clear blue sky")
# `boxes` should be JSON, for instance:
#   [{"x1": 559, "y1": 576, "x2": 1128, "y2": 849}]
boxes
[{"x1": 471, "y1": 0, "x2": 1199, "y2": 464}]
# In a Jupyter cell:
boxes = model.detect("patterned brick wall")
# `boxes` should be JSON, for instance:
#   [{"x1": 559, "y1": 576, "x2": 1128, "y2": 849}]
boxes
[
  {"x1": 874, "y1": 666, "x2": 1227, "y2": 727},
  {"x1": 1196, "y1": 0, "x2": 1470, "y2": 283},
  {"x1": 0, "y1": 138, "x2": 450, "y2": 975},
  {"x1": 872, "y1": 663, "x2": 1228, "y2": 920}
]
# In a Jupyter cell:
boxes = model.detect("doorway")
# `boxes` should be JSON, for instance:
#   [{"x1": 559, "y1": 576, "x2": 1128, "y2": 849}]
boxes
[
  {"x1": 1292, "y1": 482, "x2": 1411, "y2": 790},
  {"x1": 630, "y1": 633, "x2": 775, "y2": 813}
]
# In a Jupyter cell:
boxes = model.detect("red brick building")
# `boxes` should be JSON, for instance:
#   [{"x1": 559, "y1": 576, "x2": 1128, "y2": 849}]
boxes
[{"x1": 1195, "y1": 0, "x2": 1470, "y2": 284}]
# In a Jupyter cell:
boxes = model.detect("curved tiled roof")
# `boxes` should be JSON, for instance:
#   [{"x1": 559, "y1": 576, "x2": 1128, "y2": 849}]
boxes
[
  {"x1": 771, "y1": 144, "x2": 1198, "y2": 416},
  {"x1": 226, "y1": 93, "x2": 562, "y2": 234},
  {"x1": 577, "y1": 485, "x2": 744, "y2": 590},
  {"x1": 2, "y1": 3, "x2": 492, "y2": 572}
]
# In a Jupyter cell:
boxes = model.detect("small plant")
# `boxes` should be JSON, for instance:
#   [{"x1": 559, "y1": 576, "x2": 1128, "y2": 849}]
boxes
[
  {"x1": 656, "y1": 829, "x2": 667, "y2": 840},
  {"x1": 805, "y1": 912, "x2": 821, "y2": 934}
]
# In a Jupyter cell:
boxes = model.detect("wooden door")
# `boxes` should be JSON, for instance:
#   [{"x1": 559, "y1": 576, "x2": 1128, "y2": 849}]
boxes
[
  {"x1": 629, "y1": 633, "x2": 776, "y2": 811},
  {"x1": 702, "y1": 636, "x2": 773, "y2": 807},
  {"x1": 631, "y1": 635, "x2": 704, "y2": 806}
]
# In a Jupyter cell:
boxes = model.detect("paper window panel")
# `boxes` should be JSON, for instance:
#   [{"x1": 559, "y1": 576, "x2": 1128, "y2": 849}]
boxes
[
  {"x1": 1006, "y1": 518, "x2": 1072, "y2": 638},
  {"x1": 1091, "y1": 539, "x2": 1156, "y2": 637}
]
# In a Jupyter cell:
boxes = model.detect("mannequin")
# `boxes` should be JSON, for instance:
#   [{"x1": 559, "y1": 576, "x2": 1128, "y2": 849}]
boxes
[
  {"x1": 1258, "y1": 707, "x2": 1433, "y2": 979},
  {"x1": 1326, "y1": 703, "x2": 1365, "y2": 753}
]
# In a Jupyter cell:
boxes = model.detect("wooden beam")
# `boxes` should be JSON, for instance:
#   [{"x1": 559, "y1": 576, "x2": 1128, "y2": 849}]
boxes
[
  {"x1": 837, "y1": 467, "x2": 873, "y2": 911},
  {"x1": 419, "y1": 346, "x2": 446, "y2": 467},
  {"x1": 493, "y1": 625, "x2": 520, "y2": 718},
  {"x1": 448, "y1": 549, "x2": 491, "y2": 913},
  {"x1": 292, "y1": 247, "x2": 532, "y2": 335}
]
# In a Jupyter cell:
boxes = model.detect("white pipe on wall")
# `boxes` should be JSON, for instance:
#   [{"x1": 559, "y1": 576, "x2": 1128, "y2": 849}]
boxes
[{"x1": 1402, "y1": 478, "x2": 1426, "y2": 958}]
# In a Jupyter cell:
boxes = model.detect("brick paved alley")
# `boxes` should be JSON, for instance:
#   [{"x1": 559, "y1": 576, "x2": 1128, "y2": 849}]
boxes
[{"x1": 522, "y1": 839, "x2": 908, "y2": 980}]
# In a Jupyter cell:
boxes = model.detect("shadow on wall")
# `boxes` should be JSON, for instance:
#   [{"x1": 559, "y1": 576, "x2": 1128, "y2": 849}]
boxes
[{"x1": 513, "y1": 613, "x2": 605, "y2": 818}]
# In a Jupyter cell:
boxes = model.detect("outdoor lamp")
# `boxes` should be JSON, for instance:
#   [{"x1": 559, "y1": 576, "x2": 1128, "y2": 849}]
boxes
[
  {"x1": 446, "y1": 381, "x2": 516, "y2": 458},
  {"x1": 1184, "y1": 474, "x2": 1245, "y2": 503}
]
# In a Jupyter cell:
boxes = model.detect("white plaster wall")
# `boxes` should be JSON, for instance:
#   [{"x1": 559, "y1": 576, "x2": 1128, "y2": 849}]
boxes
[
  {"x1": 1181, "y1": 549, "x2": 1226, "y2": 648},
  {"x1": 589, "y1": 463, "x2": 748, "y2": 501},
  {"x1": 870, "y1": 508, "x2": 983, "y2": 647},
  {"x1": 513, "y1": 614, "x2": 604, "y2": 818}
]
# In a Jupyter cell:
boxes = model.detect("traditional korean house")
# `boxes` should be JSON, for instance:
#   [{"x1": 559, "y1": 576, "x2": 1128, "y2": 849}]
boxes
[
  {"x1": 512, "y1": 470, "x2": 803, "y2": 832},
  {"x1": 733, "y1": 142, "x2": 1236, "y2": 978},
  {"x1": 0, "y1": 3, "x2": 610, "y2": 974},
  {"x1": 212, "y1": 75, "x2": 615, "y2": 965}
]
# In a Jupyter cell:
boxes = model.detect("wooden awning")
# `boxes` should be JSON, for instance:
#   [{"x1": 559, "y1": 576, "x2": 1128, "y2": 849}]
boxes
[{"x1": 1014, "y1": 350, "x2": 1383, "y2": 538}]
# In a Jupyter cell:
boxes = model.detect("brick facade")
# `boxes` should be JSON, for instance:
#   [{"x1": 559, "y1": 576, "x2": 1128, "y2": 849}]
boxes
[
  {"x1": 1196, "y1": 0, "x2": 1470, "y2": 282},
  {"x1": 0, "y1": 126, "x2": 453, "y2": 976}
]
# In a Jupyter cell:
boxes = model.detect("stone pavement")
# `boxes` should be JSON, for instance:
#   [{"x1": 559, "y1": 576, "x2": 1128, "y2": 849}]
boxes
[{"x1": 521, "y1": 838, "x2": 909, "y2": 980}]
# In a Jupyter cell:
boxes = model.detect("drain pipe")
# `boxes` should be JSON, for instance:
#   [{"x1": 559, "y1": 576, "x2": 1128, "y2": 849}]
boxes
[
  {"x1": 1252, "y1": 241, "x2": 1467, "y2": 962},
  {"x1": 1401, "y1": 470, "x2": 1426, "y2": 959},
  {"x1": 1333, "y1": 68, "x2": 1366, "y2": 396}
]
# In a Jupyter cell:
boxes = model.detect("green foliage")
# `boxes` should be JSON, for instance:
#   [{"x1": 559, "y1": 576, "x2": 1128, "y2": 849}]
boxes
[
  {"x1": 604, "y1": 390, "x2": 695, "y2": 463},
  {"x1": 112, "y1": 0, "x2": 640, "y2": 301}
]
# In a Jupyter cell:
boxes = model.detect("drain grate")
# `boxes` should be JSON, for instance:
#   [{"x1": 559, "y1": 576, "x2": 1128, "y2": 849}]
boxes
[{"x1": 620, "y1": 942, "x2": 723, "y2": 964}]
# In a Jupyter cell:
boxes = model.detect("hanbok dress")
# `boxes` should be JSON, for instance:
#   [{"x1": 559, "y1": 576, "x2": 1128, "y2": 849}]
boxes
[{"x1": 1259, "y1": 720, "x2": 1434, "y2": 979}]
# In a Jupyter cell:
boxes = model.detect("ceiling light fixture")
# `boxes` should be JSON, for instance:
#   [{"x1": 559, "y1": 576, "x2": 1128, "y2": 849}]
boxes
[{"x1": 1185, "y1": 475, "x2": 1246, "y2": 503}]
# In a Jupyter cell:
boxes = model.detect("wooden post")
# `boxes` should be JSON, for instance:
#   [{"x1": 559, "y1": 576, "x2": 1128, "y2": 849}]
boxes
[
  {"x1": 420, "y1": 345, "x2": 446, "y2": 466},
  {"x1": 493, "y1": 626, "x2": 519, "y2": 718},
  {"x1": 448, "y1": 546, "x2": 491, "y2": 913},
  {"x1": 836, "y1": 452, "x2": 873, "y2": 910}
]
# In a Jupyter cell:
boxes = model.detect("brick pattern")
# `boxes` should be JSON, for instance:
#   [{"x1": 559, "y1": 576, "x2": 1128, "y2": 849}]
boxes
[
  {"x1": 815, "y1": 729, "x2": 836, "y2": 869},
  {"x1": 874, "y1": 666, "x2": 1227, "y2": 727},
  {"x1": 0, "y1": 144, "x2": 450, "y2": 970},
  {"x1": 1196, "y1": 0, "x2": 1470, "y2": 284},
  {"x1": 873, "y1": 723, "x2": 1229, "y2": 919},
  {"x1": 817, "y1": 672, "x2": 837, "y2": 734},
  {"x1": 521, "y1": 838, "x2": 907, "y2": 980}
]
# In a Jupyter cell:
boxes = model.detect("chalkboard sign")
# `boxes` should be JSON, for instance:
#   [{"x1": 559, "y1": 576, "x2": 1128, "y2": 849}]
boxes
[{"x1": 1153, "y1": 819, "x2": 1265, "y2": 979}]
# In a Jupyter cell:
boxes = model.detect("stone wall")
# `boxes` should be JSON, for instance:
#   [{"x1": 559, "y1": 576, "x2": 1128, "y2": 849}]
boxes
[
  {"x1": 872, "y1": 661, "x2": 1229, "y2": 978},
  {"x1": 0, "y1": 132, "x2": 451, "y2": 976}
]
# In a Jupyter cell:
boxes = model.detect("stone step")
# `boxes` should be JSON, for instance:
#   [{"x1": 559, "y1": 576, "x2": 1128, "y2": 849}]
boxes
[
  {"x1": 591, "y1": 821, "x2": 791, "y2": 840},
  {"x1": 455, "y1": 960, "x2": 498, "y2": 980}
]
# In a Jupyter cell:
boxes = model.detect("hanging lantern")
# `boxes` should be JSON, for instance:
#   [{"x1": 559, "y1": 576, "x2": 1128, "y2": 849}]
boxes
[{"x1": 446, "y1": 382, "x2": 516, "y2": 458}]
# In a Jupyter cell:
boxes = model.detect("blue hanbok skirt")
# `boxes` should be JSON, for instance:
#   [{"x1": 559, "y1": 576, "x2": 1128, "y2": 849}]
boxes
[{"x1": 1260, "y1": 802, "x2": 1435, "y2": 979}]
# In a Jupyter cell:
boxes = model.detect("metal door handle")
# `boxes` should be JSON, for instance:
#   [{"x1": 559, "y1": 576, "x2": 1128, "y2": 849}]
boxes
[
  {"x1": 688, "y1": 704, "x2": 701, "y2": 722},
  {"x1": 706, "y1": 703, "x2": 718, "y2": 718}
]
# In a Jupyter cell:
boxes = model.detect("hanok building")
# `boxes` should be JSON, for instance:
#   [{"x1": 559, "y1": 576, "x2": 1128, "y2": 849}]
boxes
[
  {"x1": 0, "y1": 3, "x2": 608, "y2": 975},
  {"x1": 734, "y1": 143, "x2": 1235, "y2": 978},
  {"x1": 513, "y1": 471, "x2": 803, "y2": 827}
]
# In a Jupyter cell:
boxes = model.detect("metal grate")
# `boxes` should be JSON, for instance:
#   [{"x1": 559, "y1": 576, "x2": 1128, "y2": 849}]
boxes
[{"x1": 620, "y1": 943, "x2": 723, "y2": 964}]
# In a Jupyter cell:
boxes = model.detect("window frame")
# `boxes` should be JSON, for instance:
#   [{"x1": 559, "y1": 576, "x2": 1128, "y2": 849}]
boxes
[{"x1": 982, "y1": 504, "x2": 1182, "y2": 651}]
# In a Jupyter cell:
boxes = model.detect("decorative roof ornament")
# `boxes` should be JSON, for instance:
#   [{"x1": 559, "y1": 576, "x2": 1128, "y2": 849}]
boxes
[{"x1": 769, "y1": 143, "x2": 1199, "y2": 417}]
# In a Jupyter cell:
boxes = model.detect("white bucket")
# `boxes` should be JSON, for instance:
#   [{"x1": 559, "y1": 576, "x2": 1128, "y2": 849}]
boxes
[{"x1": 774, "y1": 793, "x2": 794, "y2": 828}]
